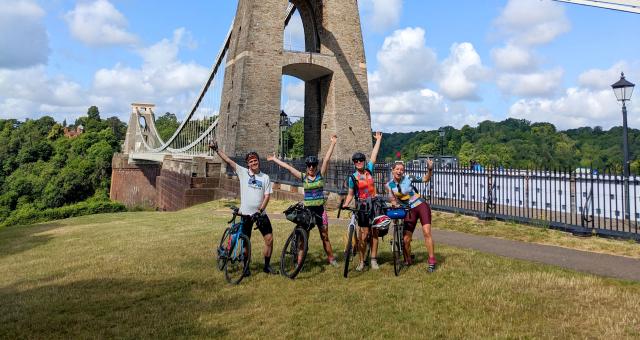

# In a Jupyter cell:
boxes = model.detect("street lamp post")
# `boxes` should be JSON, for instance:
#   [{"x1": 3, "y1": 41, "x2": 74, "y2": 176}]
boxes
[
  {"x1": 279, "y1": 110, "x2": 291, "y2": 157},
  {"x1": 611, "y1": 72, "x2": 635, "y2": 220}
]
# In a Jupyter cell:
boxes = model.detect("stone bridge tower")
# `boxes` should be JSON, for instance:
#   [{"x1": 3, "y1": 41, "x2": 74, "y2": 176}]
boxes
[{"x1": 217, "y1": 0, "x2": 373, "y2": 160}]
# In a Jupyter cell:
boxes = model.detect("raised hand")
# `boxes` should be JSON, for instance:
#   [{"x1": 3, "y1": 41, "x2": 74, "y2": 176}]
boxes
[
  {"x1": 427, "y1": 159, "x2": 434, "y2": 170},
  {"x1": 374, "y1": 131, "x2": 382, "y2": 141},
  {"x1": 208, "y1": 140, "x2": 218, "y2": 152},
  {"x1": 330, "y1": 134, "x2": 338, "y2": 144},
  {"x1": 267, "y1": 152, "x2": 277, "y2": 162}
]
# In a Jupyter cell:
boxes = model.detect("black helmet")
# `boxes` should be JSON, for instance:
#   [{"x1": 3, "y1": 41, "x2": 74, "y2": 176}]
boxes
[
  {"x1": 352, "y1": 152, "x2": 366, "y2": 162},
  {"x1": 305, "y1": 155, "x2": 319, "y2": 166},
  {"x1": 245, "y1": 151, "x2": 259, "y2": 162}
]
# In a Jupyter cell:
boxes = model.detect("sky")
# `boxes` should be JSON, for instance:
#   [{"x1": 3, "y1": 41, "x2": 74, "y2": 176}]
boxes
[{"x1": 0, "y1": 0, "x2": 639, "y2": 132}]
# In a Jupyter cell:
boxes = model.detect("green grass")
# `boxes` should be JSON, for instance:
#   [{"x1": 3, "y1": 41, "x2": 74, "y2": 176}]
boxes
[{"x1": 1, "y1": 200, "x2": 639, "y2": 338}]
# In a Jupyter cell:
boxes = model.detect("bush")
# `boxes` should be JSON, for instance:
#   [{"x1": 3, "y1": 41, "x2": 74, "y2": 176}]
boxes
[{"x1": 2, "y1": 200, "x2": 127, "y2": 227}]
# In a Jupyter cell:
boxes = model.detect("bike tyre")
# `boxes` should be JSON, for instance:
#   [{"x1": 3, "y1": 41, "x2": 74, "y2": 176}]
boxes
[
  {"x1": 392, "y1": 222, "x2": 402, "y2": 276},
  {"x1": 224, "y1": 234, "x2": 251, "y2": 285},
  {"x1": 280, "y1": 227, "x2": 309, "y2": 279},
  {"x1": 216, "y1": 227, "x2": 231, "y2": 271},
  {"x1": 343, "y1": 225, "x2": 355, "y2": 278}
]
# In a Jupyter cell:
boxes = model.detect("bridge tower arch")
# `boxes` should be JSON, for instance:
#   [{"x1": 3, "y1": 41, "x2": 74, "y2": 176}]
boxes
[{"x1": 217, "y1": 0, "x2": 373, "y2": 160}]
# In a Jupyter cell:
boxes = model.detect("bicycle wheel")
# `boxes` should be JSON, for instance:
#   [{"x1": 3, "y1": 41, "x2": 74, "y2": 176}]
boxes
[
  {"x1": 392, "y1": 222, "x2": 402, "y2": 276},
  {"x1": 280, "y1": 227, "x2": 309, "y2": 279},
  {"x1": 343, "y1": 224, "x2": 355, "y2": 278},
  {"x1": 216, "y1": 227, "x2": 231, "y2": 271},
  {"x1": 224, "y1": 234, "x2": 251, "y2": 284}
]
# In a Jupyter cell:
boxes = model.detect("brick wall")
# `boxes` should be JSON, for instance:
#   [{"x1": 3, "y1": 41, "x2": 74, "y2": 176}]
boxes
[{"x1": 110, "y1": 154, "x2": 161, "y2": 209}]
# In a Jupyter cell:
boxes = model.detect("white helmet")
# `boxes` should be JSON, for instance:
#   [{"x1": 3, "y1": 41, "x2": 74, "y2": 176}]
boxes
[{"x1": 372, "y1": 215, "x2": 391, "y2": 230}]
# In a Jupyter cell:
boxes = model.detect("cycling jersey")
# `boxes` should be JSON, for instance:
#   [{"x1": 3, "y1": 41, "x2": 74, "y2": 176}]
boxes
[
  {"x1": 387, "y1": 175, "x2": 425, "y2": 208},
  {"x1": 301, "y1": 172, "x2": 325, "y2": 206},
  {"x1": 348, "y1": 161, "x2": 376, "y2": 200}
]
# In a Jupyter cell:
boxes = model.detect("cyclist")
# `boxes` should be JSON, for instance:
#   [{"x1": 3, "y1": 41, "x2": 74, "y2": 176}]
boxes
[
  {"x1": 385, "y1": 159, "x2": 437, "y2": 272},
  {"x1": 341, "y1": 131, "x2": 383, "y2": 271},
  {"x1": 210, "y1": 141, "x2": 277, "y2": 275},
  {"x1": 267, "y1": 135, "x2": 339, "y2": 267}
]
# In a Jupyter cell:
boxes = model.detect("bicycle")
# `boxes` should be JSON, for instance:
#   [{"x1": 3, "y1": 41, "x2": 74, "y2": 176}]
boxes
[
  {"x1": 216, "y1": 206, "x2": 252, "y2": 284},
  {"x1": 385, "y1": 206, "x2": 411, "y2": 276},
  {"x1": 280, "y1": 202, "x2": 319, "y2": 279},
  {"x1": 337, "y1": 202, "x2": 372, "y2": 278}
]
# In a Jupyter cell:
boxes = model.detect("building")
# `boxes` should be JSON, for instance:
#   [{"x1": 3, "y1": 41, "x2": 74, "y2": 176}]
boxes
[{"x1": 64, "y1": 125, "x2": 84, "y2": 138}]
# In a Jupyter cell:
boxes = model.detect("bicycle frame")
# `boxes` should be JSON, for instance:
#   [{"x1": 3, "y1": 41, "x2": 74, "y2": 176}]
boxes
[{"x1": 217, "y1": 207, "x2": 252, "y2": 284}]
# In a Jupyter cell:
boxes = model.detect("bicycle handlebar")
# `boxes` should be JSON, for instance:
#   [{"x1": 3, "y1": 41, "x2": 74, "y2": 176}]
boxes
[
  {"x1": 337, "y1": 198, "x2": 370, "y2": 219},
  {"x1": 227, "y1": 206, "x2": 240, "y2": 223}
]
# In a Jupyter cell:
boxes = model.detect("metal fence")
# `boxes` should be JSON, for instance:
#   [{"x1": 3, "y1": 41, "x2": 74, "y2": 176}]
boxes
[{"x1": 232, "y1": 157, "x2": 640, "y2": 241}]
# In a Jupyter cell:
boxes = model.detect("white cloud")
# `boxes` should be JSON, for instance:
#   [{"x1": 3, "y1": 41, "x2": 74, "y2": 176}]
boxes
[
  {"x1": 91, "y1": 28, "x2": 209, "y2": 115},
  {"x1": 0, "y1": 0, "x2": 49, "y2": 69},
  {"x1": 368, "y1": 27, "x2": 437, "y2": 95},
  {"x1": 509, "y1": 88, "x2": 629, "y2": 129},
  {"x1": 491, "y1": 43, "x2": 537, "y2": 72},
  {"x1": 0, "y1": 65, "x2": 87, "y2": 121},
  {"x1": 509, "y1": 65, "x2": 640, "y2": 129},
  {"x1": 497, "y1": 68, "x2": 564, "y2": 97},
  {"x1": 64, "y1": 0, "x2": 137, "y2": 47},
  {"x1": 359, "y1": 0, "x2": 403, "y2": 32},
  {"x1": 370, "y1": 0, "x2": 403, "y2": 32},
  {"x1": 370, "y1": 88, "x2": 491, "y2": 132},
  {"x1": 494, "y1": 0, "x2": 570, "y2": 46},
  {"x1": 282, "y1": 79, "x2": 304, "y2": 118},
  {"x1": 491, "y1": 0, "x2": 570, "y2": 99},
  {"x1": 286, "y1": 80, "x2": 305, "y2": 101},
  {"x1": 578, "y1": 61, "x2": 629, "y2": 90},
  {"x1": 0, "y1": 27, "x2": 210, "y2": 123},
  {"x1": 438, "y1": 42, "x2": 488, "y2": 101}
]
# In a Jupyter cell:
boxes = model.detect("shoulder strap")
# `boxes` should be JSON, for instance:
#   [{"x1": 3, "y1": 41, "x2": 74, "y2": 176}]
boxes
[{"x1": 350, "y1": 173, "x2": 359, "y2": 198}]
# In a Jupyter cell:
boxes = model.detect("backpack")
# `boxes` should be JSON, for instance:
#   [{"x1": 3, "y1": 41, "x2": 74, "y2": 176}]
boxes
[{"x1": 349, "y1": 168, "x2": 373, "y2": 200}]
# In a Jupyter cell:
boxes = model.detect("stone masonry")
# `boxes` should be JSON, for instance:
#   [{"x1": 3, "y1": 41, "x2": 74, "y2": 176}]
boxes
[{"x1": 217, "y1": 0, "x2": 373, "y2": 161}]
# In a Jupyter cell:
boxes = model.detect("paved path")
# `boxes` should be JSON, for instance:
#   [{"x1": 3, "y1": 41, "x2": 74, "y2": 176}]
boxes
[
  {"x1": 273, "y1": 214, "x2": 640, "y2": 282},
  {"x1": 429, "y1": 229, "x2": 640, "y2": 282}
]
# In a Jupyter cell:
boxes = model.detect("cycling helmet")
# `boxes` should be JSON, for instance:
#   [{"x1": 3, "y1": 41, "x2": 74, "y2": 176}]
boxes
[
  {"x1": 305, "y1": 155, "x2": 319, "y2": 166},
  {"x1": 351, "y1": 152, "x2": 366, "y2": 162},
  {"x1": 245, "y1": 151, "x2": 259, "y2": 162},
  {"x1": 372, "y1": 215, "x2": 391, "y2": 231}
]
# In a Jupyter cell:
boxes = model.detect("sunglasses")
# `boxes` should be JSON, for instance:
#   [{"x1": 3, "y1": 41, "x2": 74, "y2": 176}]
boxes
[
  {"x1": 353, "y1": 159, "x2": 365, "y2": 163},
  {"x1": 306, "y1": 163, "x2": 318, "y2": 168}
]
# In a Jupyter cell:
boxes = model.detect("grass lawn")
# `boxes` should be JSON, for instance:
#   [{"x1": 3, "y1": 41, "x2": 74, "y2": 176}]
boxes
[{"x1": 1, "y1": 199, "x2": 639, "y2": 338}]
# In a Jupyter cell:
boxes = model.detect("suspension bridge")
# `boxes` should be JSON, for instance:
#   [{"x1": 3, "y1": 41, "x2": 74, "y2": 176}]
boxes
[{"x1": 111, "y1": 0, "x2": 639, "y2": 211}]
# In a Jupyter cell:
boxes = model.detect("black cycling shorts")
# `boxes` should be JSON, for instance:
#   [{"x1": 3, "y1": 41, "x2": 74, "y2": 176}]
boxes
[
  {"x1": 241, "y1": 214, "x2": 273, "y2": 238},
  {"x1": 307, "y1": 205, "x2": 328, "y2": 229}
]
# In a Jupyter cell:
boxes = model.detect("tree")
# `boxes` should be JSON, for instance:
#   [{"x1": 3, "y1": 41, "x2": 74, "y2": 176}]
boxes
[
  {"x1": 155, "y1": 112, "x2": 179, "y2": 141},
  {"x1": 87, "y1": 106, "x2": 101, "y2": 121},
  {"x1": 104, "y1": 116, "x2": 127, "y2": 142},
  {"x1": 285, "y1": 119, "x2": 304, "y2": 158},
  {"x1": 48, "y1": 123, "x2": 64, "y2": 140}
]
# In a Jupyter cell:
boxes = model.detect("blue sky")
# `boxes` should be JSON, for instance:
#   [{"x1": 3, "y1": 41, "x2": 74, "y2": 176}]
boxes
[{"x1": 0, "y1": 0, "x2": 639, "y2": 132}]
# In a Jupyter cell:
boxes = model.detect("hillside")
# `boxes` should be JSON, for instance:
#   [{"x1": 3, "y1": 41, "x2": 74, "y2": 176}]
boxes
[{"x1": 379, "y1": 118, "x2": 640, "y2": 171}]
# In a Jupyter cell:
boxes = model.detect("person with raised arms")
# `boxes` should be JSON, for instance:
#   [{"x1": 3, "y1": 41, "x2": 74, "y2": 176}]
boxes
[
  {"x1": 267, "y1": 135, "x2": 339, "y2": 267},
  {"x1": 385, "y1": 159, "x2": 437, "y2": 272},
  {"x1": 210, "y1": 141, "x2": 277, "y2": 275},
  {"x1": 341, "y1": 132, "x2": 384, "y2": 271}
]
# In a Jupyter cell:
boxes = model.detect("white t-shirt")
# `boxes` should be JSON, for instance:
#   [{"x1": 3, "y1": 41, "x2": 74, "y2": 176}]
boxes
[{"x1": 235, "y1": 165, "x2": 273, "y2": 215}]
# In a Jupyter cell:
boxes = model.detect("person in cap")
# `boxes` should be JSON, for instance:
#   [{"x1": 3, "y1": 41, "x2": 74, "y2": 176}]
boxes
[
  {"x1": 210, "y1": 141, "x2": 277, "y2": 275},
  {"x1": 341, "y1": 131, "x2": 384, "y2": 271},
  {"x1": 268, "y1": 135, "x2": 339, "y2": 267}
]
